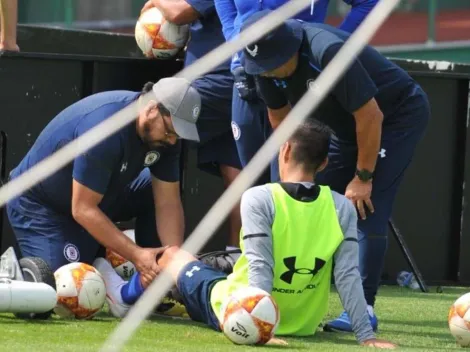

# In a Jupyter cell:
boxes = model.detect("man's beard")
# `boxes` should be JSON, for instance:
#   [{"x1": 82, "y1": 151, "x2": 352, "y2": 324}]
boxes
[{"x1": 142, "y1": 127, "x2": 171, "y2": 148}]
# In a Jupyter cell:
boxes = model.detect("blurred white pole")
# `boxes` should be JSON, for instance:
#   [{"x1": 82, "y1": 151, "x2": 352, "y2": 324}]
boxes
[{"x1": 100, "y1": 1, "x2": 401, "y2": 351}]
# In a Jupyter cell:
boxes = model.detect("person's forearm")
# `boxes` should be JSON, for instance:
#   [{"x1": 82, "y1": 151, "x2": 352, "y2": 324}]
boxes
[
  {"x1": 356, "y1": 116, "x2": 382, "y2": 172},
  {"x1": 245, "y1": 237, "x2": 274, "y2": 293},
  {"x1": 73, "y1": 206, "x2": 140, "y2": 262},
  {"x1": 156, "y1": 203, "x2": 185, "y2": 246},
  {"x1": 214, "y1": 0, "x2": 237, "y2": 41},
  {"x1": 339, "y1": 0, "x2": 377, "y2": 33},
  {"x1": 0, "y1": 0, "x2": 18, "y2": 45},
  {"x1": 267, "y1": 105, "x2": 291, "y2": 129}
]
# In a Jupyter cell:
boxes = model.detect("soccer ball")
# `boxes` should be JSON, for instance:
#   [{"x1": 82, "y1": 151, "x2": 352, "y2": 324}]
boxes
[
  {"x1": 220, "y1": 287, "x2": 280, "y2": 345},
  {"x1": 53, "y1": 262, "x2": 106, "y2": 319},
  {"x1": 105, "y1": 229, "x2": 136, "y2": 280},
  {"x1": 135, "y1": 7, "x2": 189, "y2": 59},
  {"x1": 449, "y1": 292, "x2": 470, "y2": 346}
]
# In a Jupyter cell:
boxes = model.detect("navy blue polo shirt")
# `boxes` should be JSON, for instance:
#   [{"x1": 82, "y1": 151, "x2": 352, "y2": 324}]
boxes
[
  {"x1": 10, "y1": 91, "x2": 180, "y2": 215},
  {"x1": 184, "y1": 0, "x2": 230, "y2": 73},
  {"x1": 255, "y1": 22, "x2": 417, "y2": 142}
]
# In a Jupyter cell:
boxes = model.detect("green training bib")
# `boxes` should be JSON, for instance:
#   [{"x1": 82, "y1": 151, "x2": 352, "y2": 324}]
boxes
[{"x1": 210, "y1": 184, "x2": 344, "y2": 336}]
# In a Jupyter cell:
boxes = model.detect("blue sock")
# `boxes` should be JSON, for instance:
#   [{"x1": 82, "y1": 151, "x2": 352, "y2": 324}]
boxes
[{"x1": 120, "y1": 273, "x2": 145, "y2": 305}]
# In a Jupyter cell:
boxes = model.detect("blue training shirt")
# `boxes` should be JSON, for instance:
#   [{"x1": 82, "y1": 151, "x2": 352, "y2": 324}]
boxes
[
  {"x1": 213, "y1": 0, "x2": 378, "y2": 73},
  {"x1": 9, "y1": 91, "x2": 181, "y2": 216},
  {"x1": 254, "y1": 22, "x2": 417, "y2": 142}
]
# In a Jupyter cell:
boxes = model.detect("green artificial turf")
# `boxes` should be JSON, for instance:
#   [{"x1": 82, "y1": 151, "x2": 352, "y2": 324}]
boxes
[{"x1": 0, "y1": 286, "x2": 468, "y2": 352}]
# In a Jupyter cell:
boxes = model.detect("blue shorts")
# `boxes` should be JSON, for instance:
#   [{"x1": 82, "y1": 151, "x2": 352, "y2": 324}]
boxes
[
  {"x1": 231, "y1": 87, "x2": 277, "y2": 182},
  {"x1": 176, "y1": 260, "x2": 227, "y2": 331},
  {"x1": 6, "y1": 169, "x2": 159, "y2": 271},
  {"x1": 192, "y1": 76, "x2": 241, "y2": 176},
  {"x1": 316, "y1": 86, "x2": 430, "y2": 235}
]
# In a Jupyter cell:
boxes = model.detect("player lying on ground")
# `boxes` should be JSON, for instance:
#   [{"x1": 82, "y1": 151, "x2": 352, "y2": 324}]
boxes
[
  {"x1": 239, "y1": 10, "x2": 430, "y2": 333},
  {"x1": 7, "y1": 78, "x2": 201, "y2": 286},
  {"x1": 95, "y1": 120, "x2": 397, "y2": 349}
]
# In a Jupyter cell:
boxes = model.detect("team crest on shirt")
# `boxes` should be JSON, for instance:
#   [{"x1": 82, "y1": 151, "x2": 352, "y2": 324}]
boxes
[
  {"x1": 144, "y1": 151, "x2": 160, "y2": 166},
  {"x1": 63, "y1": 243, "x2": 80, "y2": 262},
  {"x1": 231, "y1": 121, "x2": 241, "y2": 141}
]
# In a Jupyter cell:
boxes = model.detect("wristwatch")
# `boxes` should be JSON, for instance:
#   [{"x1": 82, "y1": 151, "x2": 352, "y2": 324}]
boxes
[{"x1": 355, "y1": 169, "x2": 374, "y2": 182}]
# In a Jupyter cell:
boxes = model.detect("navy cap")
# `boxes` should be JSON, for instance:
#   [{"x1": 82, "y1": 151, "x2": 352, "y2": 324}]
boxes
[{"x1": 240, "y1": 10, "x2": 303, "y2": 75}]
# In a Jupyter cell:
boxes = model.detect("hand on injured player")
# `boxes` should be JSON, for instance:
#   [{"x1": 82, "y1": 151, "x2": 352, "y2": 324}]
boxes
[{"x1": 132, "y1": 246, "x2": 169, "y2": 286}]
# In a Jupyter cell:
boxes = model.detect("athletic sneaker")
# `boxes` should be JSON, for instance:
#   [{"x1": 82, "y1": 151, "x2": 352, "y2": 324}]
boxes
[
  {"x1": 93, "y1": 257, "x2": 130, "y2": 318},
  {"x1": 323, "y1": 306, "x2": 378, "y2": 333},
  {"x1": 154, "y1": 296, "x2": 189, "y2": 319}
]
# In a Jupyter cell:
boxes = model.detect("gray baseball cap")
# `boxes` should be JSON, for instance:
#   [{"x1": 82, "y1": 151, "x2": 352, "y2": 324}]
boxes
[{"x1": 152, "y1": 77, "x2": 201, "y2": 142}]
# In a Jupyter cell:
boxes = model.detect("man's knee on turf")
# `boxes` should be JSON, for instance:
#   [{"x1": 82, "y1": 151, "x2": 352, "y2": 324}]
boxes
[{"x1": 157, "y1": 246, "x2": 198, "y2": 280}]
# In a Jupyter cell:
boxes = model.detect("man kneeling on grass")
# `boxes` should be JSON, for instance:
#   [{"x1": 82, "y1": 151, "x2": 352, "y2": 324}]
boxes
[{"x1": 94, "y1": 120, "x2": 396, "y2": 348}]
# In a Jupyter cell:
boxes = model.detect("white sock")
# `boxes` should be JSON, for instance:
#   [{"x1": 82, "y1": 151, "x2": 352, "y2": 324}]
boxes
[
  {"x1": 367, "y1": 305, "x2": 375, "y2": 316},
  {"x1": 93, "y1": 258, "x2": 127, "y2": 302},
  {"x1": 93, "y1": 258, "x2": 130, "y2": 318}
]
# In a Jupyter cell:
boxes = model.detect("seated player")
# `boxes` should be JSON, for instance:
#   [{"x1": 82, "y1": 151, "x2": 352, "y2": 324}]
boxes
[
  {"x1": 6, "y1": 78, "x2": 200, "y2": 286},
  {"x1": 95, "y1": 120, "x2": 396, "y2": 349}
]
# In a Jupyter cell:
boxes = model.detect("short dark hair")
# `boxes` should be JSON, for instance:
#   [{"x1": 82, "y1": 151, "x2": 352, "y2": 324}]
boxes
[
  {"x1": 288, "y1": 119, "x2": 332, "y2": 173},
  {"x1": 141, "y1": 81, "x2": 155, "y2": 94},
  {"x1": 141, "y1": 81, "x2": 170, "y2": 117}
]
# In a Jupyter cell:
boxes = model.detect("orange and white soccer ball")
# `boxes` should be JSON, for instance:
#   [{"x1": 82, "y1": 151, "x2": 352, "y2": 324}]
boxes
[
  {"x1": 105, "y1": 229, "x2": 136, "y2": 280},
  {"x1": 135, "y1": 7, "x2": 189, "y2": 59},
  {"x1": 53, "y1": 262, "x2": 106, "y2": 319},
  {"x1": 220, "y1": 287, "x2": 280, "y2": 345},
  {"x1": 449, "y1": 292, "x2": 470, "y2": 346}
]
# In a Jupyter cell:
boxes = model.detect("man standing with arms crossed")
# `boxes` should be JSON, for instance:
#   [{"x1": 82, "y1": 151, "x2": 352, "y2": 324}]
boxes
[{"x1": 239, "y1": 10, "x2": 430, "y2": 332}]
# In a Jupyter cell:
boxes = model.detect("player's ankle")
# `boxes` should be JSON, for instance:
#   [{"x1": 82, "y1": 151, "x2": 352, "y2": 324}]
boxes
[{"x1": 121, "y1": 272, "x2": 145, "y2": 305}]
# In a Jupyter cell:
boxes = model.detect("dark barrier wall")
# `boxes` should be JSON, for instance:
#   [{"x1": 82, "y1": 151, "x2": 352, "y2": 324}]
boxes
[
  {"x1": 16, "y1": 24, "x2": 144, "y2": 58},
  {"x1": 1, "y1": 29, "x2": 470, "y2": 285}
]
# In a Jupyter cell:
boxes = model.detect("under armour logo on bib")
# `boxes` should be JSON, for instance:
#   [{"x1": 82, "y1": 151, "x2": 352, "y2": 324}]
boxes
[{"x1": 280, "y1": 256, "x2": 326, "y2": 284}]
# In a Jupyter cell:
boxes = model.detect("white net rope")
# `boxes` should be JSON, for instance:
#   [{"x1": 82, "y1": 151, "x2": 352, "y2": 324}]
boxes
[{"x1": 99, "y1": 0, "x2": 401, "y2": 351}]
